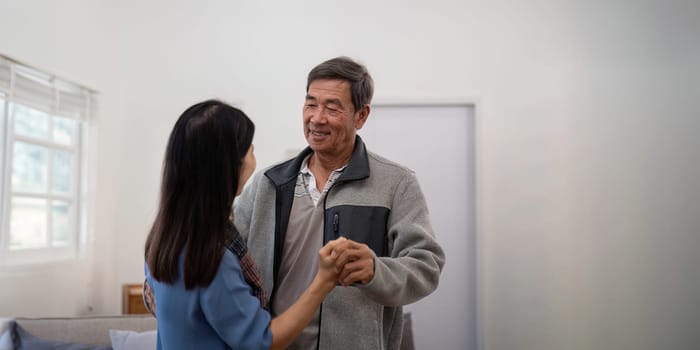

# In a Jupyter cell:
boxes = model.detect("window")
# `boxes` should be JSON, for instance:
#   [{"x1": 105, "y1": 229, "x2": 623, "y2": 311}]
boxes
[{"x1": 0, "y1": 55, "x2": 95, "y2": 265}]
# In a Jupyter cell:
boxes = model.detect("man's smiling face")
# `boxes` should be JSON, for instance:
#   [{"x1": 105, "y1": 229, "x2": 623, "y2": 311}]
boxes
[{"x1": 303, "y1": 79, "x2": 366, "y2": 158}]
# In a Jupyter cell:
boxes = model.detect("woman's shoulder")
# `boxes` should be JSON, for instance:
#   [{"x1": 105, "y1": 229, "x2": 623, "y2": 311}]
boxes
[
  {"x1": 209, "y1": 248, "x2": 239, "y2": 278},
  {"x1": 208, "y1": 248, "x2": 247, "y2": 290}
]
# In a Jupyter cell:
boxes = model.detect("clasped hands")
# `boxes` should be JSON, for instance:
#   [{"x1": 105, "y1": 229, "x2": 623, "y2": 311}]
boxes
[{"x1": 319, "y1": 237, "x2": 374, "y2": 287}]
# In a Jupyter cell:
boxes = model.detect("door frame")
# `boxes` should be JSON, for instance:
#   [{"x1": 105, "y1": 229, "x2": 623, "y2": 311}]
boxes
[{"x1": 371, "y1": 98, "x2": 482, "y2": 350}]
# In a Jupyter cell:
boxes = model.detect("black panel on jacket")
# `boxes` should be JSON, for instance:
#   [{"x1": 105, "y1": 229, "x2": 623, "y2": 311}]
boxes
[{"x1": 324, "y1": 205, "x2": 390, "y2": 257}]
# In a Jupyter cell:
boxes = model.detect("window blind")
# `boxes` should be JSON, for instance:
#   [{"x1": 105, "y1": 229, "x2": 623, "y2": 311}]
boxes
[
  {"x1": 0, "y1": 54, "x2": 94, "y2": 120},
  {"x1": 0, "y1": 57, "x2": 10, "y2": 93}
]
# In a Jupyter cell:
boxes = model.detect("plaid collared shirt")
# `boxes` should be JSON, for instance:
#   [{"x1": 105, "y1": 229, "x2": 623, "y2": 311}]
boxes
[{"x1": 299, "y1": 156, "x2": 347, "y2": 206}]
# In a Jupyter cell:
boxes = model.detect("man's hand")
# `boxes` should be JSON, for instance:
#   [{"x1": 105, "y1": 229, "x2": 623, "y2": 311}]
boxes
[{"x1": 332, "y1": 238, "x2": 375, "y2": 286}]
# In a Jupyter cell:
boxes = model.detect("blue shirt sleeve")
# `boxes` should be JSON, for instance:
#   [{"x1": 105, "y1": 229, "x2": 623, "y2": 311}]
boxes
[{"x1": 200, "y1": 250, "x2": 273, "y2": 350}]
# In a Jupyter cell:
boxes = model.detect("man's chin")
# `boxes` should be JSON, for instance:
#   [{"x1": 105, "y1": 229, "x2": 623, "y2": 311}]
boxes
[
  {"x1": 307, "y1": 136, "x2": 329, "y2": 147},
  {"x1": 306, "y1": 142, "x2": 329, "y2": 154}
]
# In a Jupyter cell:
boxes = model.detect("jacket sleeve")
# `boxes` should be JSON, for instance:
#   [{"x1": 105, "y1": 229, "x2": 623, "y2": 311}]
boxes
[
  {"x1": 358, "y1": 171, "x2": 446, "y2": 306},
  {"x1": 234, "y1": 171, "x2": 263, "y2": 241}
]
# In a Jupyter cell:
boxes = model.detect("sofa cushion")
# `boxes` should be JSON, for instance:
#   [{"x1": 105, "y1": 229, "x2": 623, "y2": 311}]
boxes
[
  {"x1": 11, "y1": 321, "x2": 112, "y2": 350},
  {"x1": 14, "y1": 315, "x2": 156, "y2": 346}
]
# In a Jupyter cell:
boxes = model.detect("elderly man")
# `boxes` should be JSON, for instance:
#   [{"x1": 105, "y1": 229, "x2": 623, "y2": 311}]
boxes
[{"x1": 234, "y1": 56, "x2": 445, "y2": 350}]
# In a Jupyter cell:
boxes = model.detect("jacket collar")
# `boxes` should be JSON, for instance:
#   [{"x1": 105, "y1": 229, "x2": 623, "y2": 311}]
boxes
[{"x1": 265, "y1": 135, "x2": 370, "y2": 187}]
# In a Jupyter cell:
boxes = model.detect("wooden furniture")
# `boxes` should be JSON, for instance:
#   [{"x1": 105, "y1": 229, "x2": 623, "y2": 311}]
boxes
[{"x1": 122, "y1": 283, "x2": 149, "y2": 315}]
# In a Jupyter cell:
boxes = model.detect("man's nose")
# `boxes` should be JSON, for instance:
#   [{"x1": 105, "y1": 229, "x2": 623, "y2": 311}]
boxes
[{"x1": 310, "y1": 108, "x2": 327, "y2": 123}]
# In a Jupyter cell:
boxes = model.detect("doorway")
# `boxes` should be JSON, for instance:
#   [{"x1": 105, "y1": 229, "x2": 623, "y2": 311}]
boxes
[{"x1": 359, "y1": 103, "x2": 477, "y2": 350}]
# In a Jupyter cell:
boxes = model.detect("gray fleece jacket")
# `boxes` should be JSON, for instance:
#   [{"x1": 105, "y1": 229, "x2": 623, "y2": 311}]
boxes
[{"x1": 234, "y1": 136, "x2": 445, "y2": 350}]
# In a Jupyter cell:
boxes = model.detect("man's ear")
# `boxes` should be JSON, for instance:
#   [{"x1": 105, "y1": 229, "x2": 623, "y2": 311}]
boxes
[{"x1": 355, "y1": 104, "x2": 370, "y2": 130}]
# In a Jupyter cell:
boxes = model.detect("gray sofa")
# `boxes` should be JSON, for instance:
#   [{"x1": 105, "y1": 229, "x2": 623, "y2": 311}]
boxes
[
  {"x1": 1, "y1": 315, "x2": 156, "y2": 348},
  {"x1": 1, "y1": 313, "x2": 414, "y2": 349}
]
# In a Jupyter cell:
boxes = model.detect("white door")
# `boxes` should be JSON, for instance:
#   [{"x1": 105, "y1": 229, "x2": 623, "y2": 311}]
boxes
[{"x1": 359, "y1": 104, "x2": 477, "y2": 350}]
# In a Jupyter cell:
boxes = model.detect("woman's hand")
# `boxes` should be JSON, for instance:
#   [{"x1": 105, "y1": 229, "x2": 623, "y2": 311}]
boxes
[{"x1": 317, "y1": 237, "x2": 346, "y2": 289}]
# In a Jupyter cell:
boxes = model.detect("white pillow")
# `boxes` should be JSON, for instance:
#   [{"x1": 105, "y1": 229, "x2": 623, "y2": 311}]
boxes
[
  {"x1": 0, "y1": 329, "x2": 12, "y2": 350},
  {"x1": 0, "y1": 318, "x2": 13, "y2": 350},
  {"x1": 109, "y1": 329, "x2": 157, "y2": 350}
]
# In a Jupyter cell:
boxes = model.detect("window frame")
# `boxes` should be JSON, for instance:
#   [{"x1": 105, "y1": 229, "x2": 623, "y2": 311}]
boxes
[{"x1": 0, "y1": 55, "x2": 93, "y2": 266}]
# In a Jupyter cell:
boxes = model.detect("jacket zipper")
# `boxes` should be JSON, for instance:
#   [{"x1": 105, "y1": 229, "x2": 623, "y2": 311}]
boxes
[{"x1": 316, "y1": 180, "x2": 343, "y2": 349}]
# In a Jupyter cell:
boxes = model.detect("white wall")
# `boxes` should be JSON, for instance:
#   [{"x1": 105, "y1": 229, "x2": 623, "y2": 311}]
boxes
[
  {"x1": 0, "y1": 0, "x2": 109, "y2": 317},
  {"x1": 2, "y1": 0, "x2": 699, "y2": 349}
]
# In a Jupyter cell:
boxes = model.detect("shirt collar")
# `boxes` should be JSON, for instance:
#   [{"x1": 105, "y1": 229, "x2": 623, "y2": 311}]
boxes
[{"x1": 299, "y1": 154, "x2": 348, "y2": 176}]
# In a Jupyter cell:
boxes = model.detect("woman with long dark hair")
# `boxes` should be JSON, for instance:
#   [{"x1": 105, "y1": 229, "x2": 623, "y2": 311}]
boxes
[{"x1": 144, "y1": 100, "x2": 342, "y2": 349}]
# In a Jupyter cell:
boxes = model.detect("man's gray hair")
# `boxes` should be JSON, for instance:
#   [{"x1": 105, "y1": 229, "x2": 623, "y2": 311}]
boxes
[{"x1": 306, "y1": 56, "x2": 374, "y2": 112}]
